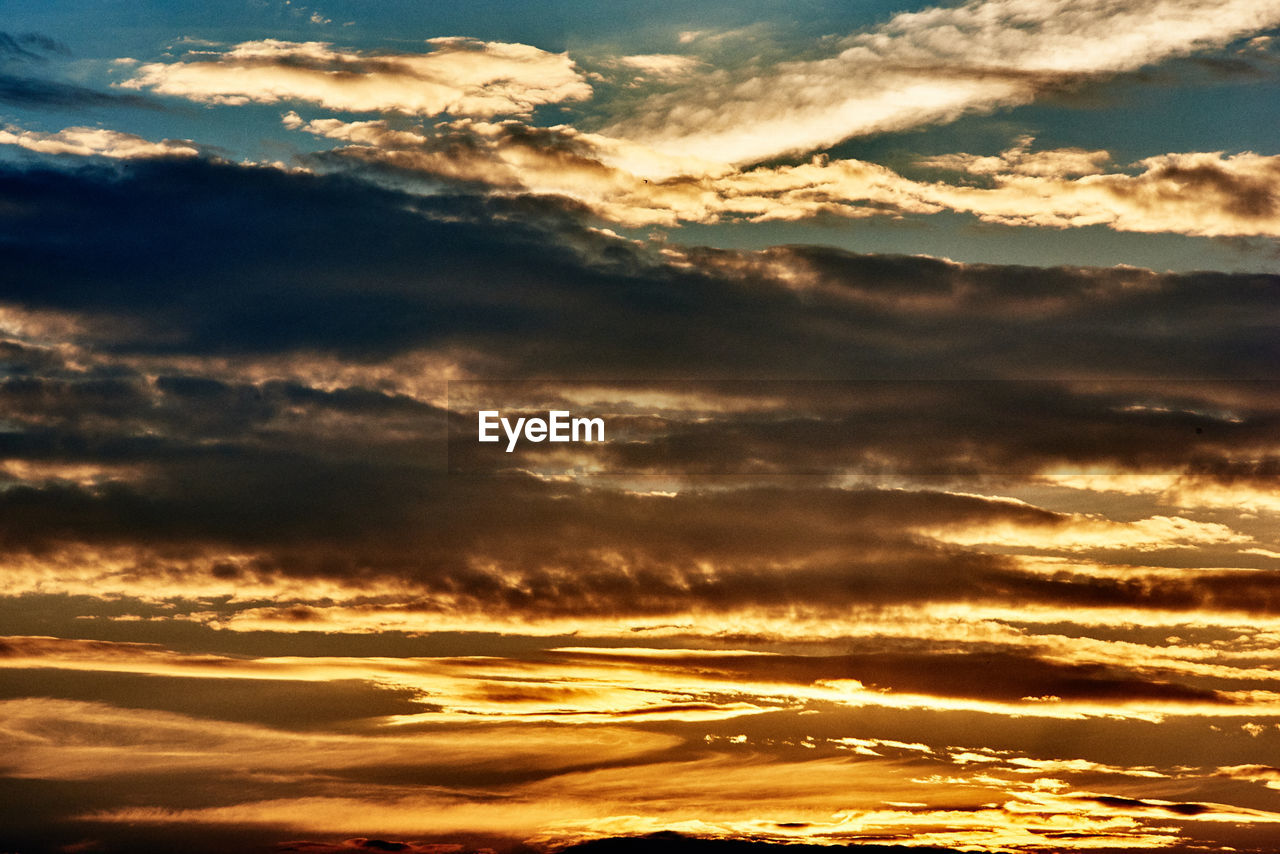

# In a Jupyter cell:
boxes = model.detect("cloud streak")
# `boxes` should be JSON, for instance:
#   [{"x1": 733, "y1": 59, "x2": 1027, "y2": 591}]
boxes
[
  {"x1": 607, "y1": 0, "x2": 1280, "y2": 164},
  {"x1": 121, "y1": 38, "x2": 591, "y2": 116},
  {"x1": 0, "y1": 125, "x2": 199, "y2": 158},
  {"x1": 291, "y1": 117, "x2": 1280, "y2": 236}
]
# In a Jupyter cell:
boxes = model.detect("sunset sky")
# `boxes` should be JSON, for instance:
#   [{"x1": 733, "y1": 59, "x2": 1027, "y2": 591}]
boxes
[{"x1": 2, "y1": 2, "x2": 1280, "y2": 852}]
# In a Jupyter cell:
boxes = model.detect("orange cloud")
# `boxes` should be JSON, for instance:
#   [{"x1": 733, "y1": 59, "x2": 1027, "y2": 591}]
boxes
[
  {"x1": 921, "y1": 511, "x2": 1253, "y2": 551},
  {"x1": 85, "y1": 750, "x2": 1268, "y2": 850},
  {"x1": 0, "y1": 696, "x2": 676, "y2": 781}
]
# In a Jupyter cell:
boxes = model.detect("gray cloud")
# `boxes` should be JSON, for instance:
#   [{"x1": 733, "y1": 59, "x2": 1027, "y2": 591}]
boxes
[{"x1": 0, "y1": 159, "x2": 1275, "y2": 633}]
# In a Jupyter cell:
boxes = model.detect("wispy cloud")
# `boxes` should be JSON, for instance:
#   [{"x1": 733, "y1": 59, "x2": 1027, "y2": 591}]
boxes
[
  {"x1": 121, "y1": 38, "x2": 591, "y2": 116},
  {"x1": 289, "y1": 116, "x2": 1280, "y2": 236},
  {"x1": 0, "y1": 124, "x2": 199, "y2": 158},
  {"x1": 80, "y1": 747, "x2": 1280, "y2": 849},
  {"x1": 613, "y1": 54, "x2": 703, "y2": 79},
  {"x1": 918, "y1": 135, "x2": 1111, "y2": 177},
  {"x1": 607, "y1": 0, "x2": 1280, "y2": 164},
  {"x1": 0, "y1": 31, "x2": 69, "y2": 63}
]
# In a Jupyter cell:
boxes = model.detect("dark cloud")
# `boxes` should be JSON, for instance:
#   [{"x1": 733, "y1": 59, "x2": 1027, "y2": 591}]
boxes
[
  {"x1": 2, "y1": 159, "x2": 1276, "y2": 376},
  {"x1": 548, "y1": 648, "x2": 1231, "y2": 706},
  {"x1": 0, "y1": 158, "x2": 1275, "y2": 636},
  {"x1": 1080, "y1": 795, "x2": 1215, "y2": 816},
  {"x1": 560, "y1": 833, "x2": 958, "y2": 854},
  {"x1": 0, "y1": 666, "x2": 429, "y2": 730},
  {"x1": 1135, "y1": 156, "x2": 1280, "y2": 219},
  {"x1": 0, "y1": 31, "x2": 159, "y2": 110},
  {"x1": 0, "y1": 160, "x2": 1274, "y2": 495},
  {"x1": 0, "y1": 775, "x2": 311, "y2": 854},
  {"x1": 447, "y1": 378, "x2": 1280, "y2": 476},
  {"x1": 4, "y1": 456, "x2": 1276, "y2": 625},
  {"x1": 1, "y1": 161, "x2": 647, "y2": 359},
  {"x1": 1, "y1": 24, "x2": 1277, "y2": 854},
  {"x1": 278, "y1": 839, "x2": 532, "y2": 854},
  {"x1": 0, "y1": 32, "x2": 70, "y2": 63},
  {"x1": 0, "y1": 75, "x2": 161, "y2": 110}
]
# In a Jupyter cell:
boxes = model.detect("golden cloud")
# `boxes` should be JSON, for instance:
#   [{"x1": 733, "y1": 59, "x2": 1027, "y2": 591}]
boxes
[
  {"x1": 0, "y1": 125, "x2": 199, "y2": 159},
  {"x1": 120, "y1": 38, "x2": 591, "y2": 116},
  {"x1": 607, "y1": 0, "x2": 1280, "y2": 164}
]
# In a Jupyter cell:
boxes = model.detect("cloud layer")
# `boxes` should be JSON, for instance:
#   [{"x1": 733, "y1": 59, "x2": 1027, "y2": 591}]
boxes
[
  {"x1": 3, "y1": 0, "x2": 1280, "y2": 848},
  {"x1": 276, "y1": 116, "x2": 1280, "y2": 237}
]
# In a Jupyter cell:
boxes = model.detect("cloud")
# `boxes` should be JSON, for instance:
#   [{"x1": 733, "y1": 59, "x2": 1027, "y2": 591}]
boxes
[
  {"x1": 0, "y1": 158, "x2": 1277, "y2": 648},
  {"x1": 0, "y1": 75, "x2": 161, "y2": 109},
  {"x1": 120, "y1": 38, "x2": 591, "y2": 116},
  {"x1": 926, "y1": 148, "x2": 1280, "y2": 236},
  {"x1": 4, "y1": 635, "x2": 1280, "y2": 848},
  {"x1": 923, "y1": 512, "x2": 1252, "y2": 552},
  {"x1": 0, "y1": 636, "x2": 1146, "y2": 721},
  {"x1": 0, "y1": 162, "x2": 1274, "y2": 560},
  {"x1": 918, "y1": 135, "x2": 1111, "y2": 177},
  {"x1": 295, "y1": 116, "x2": 1280, "y2": 236},
  {"x1": 0, "y1": 637, "x2": 780, "y2": 723},
  {"x1": 0, "y1": 31, "x2": 69, "y2": 63},
  {"x1": 0, "y1": 125, "x2": 200, "y2": 159},
  {"x1": 0, "y1": 31, "x2": 153, "y2": 110},
  {"x1": 614, "y1": 54, "x2": 703, "y2": 78},
  {"x1": 84, "y1": 751, "x2": 1275, "y2": 850},
  {"x1": 1, "y1": 447, "x2": 1276, "y2": 633},
  {"x1": 2, "y1": 11, "x2": 1279, "y2": 854},
  {"x1": 0, "y1": 696, "x2": 678, "y2": 782},
  {"x1": 279, "y1": 841, "x2": 469, "y2": 854},
  {"x1": 1215, "y1": 764, "x2": 1280, "y2": 788},
  {"x1": 605, "y1": 0, "x2": 1280, "y2": 164},
  {"x1": 295, "y1": 116, "x2": 941, "y2": 227},
  {"x1": 13, "y1": 87, "x2": 1279, "y2": 239},
  {"x1": 543, "y1": 646, "x2": 1249, "y2": 713},
  {"x1": 1036, "y1": 473, "x2": 1280, "y2": 513}
]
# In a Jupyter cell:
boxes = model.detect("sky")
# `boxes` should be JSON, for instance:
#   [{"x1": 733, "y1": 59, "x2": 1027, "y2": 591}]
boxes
[{"x1": 1, "y1": 1, "x2": 1279, "y2": 853}]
